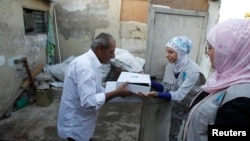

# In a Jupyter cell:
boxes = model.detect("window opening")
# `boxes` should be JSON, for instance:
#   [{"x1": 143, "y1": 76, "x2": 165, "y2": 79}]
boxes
[{"x1": 23, "y1": 8, "x2": 47, "y2": 34}]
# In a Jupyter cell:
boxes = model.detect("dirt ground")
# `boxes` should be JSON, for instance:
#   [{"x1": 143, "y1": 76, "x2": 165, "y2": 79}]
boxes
[{"x1": 0, "y1": 88, "x2": 142, "y2": 141}]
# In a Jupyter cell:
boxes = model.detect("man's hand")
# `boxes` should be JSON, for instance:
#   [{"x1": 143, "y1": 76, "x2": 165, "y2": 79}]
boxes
[
  {"x1": 116, "y1": 81, "x2": 136, "y2": 98},
  {"x1": 105, "y1": 81, "x2": 135, "y2": 102}
]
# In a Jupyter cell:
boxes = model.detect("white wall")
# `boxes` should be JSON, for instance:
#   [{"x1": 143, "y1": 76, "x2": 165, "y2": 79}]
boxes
[{"x1": 199, "y1": 1, "x2": 221, "y2": 78}]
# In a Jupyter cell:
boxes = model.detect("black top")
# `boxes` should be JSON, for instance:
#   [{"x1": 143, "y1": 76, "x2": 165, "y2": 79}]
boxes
[
  {"x1": 174, "y1": 72, "x2": 180, "y2": 79},
  {"x1": 215, "y1": 97, "x2": 250, "y2": 125}
]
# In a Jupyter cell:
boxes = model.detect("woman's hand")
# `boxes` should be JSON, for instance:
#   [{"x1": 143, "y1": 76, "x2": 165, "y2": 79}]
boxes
[{"x1": 138, "y1": 91, "x2": 158, "y2": 99}]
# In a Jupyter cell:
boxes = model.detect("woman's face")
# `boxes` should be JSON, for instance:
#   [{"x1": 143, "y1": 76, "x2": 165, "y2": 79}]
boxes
[
  {"x1": 166, "y1": 47, "x2": 178, "y2": 63},
  {"x1": 206, "y1": 42, "x2": 215, "y2": 69}
]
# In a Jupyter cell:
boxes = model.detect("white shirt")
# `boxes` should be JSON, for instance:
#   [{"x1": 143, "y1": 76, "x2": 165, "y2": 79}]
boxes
[{"x1": 57, "y1": 49, "x2": 106, "y2": 141}]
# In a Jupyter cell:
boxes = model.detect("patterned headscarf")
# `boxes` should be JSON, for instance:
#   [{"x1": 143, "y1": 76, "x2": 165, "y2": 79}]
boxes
[
  {"x1": 166, "y1": 36, "x2": 193, "y2": 73},
  {"x1": 203, "y1": 19, "x2": 250, "y2": 94}
]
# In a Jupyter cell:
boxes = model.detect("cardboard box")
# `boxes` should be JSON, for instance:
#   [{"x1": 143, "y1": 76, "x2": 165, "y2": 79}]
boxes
[
  {"x1": 117, "y1": 71, "x2": 151, "y2": 94},
  {"x1": 104, "y1": 72, "x2": 151, "y2": 102}
]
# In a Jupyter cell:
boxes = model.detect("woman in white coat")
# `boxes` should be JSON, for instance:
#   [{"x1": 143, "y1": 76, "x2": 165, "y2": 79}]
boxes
[{"x1": 139, "y1": 36, "x2": 206, "y2": 141}]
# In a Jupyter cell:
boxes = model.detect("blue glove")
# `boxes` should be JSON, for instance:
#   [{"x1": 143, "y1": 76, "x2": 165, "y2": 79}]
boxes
[
  {"x1": 151, "y1": 80, "x2": 164, "y2": 92},
  {"x1": 157, "y1": 91, "x2": 171, "y2": 100}
]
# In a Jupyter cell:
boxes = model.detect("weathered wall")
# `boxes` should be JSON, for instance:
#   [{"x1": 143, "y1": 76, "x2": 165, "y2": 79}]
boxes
[
  {"x1": 0, "y1": 0, "x2": 50, "y2": 117},
  {"x1": 53, "y1": 0, "x2": 148, "y2": 63},
  {"x1": 120, "y1": 22, "x2": 147, "y2": 58},
  {"x1": 53, "y1": 0, "x2": 120, "y2": 62},
  {"x1": 199, "y1": 1, "x2": 221, "y2": 78}
]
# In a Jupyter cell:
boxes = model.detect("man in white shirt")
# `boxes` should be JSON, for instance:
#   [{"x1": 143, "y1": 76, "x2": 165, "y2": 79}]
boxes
[{"x1": 57, "y1": 32, "x2": 135, "y2": 141}]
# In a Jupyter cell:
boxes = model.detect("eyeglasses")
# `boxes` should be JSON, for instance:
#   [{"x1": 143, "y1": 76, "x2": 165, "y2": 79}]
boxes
[{"x1": 205, "y1": 43, "x2": 212, "y2": 55}]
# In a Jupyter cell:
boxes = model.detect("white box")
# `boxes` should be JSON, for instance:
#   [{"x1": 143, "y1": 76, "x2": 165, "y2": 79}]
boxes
[
  {"x1": 117, "y1": 71, "x2": 151, "y2": 94},
  {"x1": 105, "y1": 81, "x2": 142, "y2": 102}
]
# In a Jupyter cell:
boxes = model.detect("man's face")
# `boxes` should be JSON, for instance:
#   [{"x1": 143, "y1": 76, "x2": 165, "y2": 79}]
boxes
[
  {"x1": 100, "y1": 39, "x2": 116, "y2": 64},
  {"x1": 166, "y1": 47, "x2": 178, "y2": 63}
]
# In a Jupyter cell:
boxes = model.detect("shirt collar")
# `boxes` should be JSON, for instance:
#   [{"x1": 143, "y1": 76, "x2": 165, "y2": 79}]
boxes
[{"x1": 87, "y1": 49, "x2": 102, "y2": 68}]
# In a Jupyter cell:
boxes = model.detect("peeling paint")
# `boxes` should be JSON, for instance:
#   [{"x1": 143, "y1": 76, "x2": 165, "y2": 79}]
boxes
[
  {"x1": 0, "y1": 55, "x2": 5, "y2": 66},
  {"x1": 24, "y1": 35, "x2": 47, "y2": 48},
  {"x1": 11, "y1": 35, "x2": 25, "y2": 49},
  {"x1": 61, "y1": 0, "x2": 91, "y2": 11},
  {"x1": 8, "y1": 55, "x2": 24, "y2": 67},
  {"x1": 24, "y1": 35, "x2": 47, "y2": 64},
  {"x1": 55, "y1": 0, "x2": 110, "y2": 40},
  {"x1": 121, "y1": 39, "x2": 146, "y2": 55},
  {"x1": 89, "y1": 3, "x2": 108, "y2": 16}
]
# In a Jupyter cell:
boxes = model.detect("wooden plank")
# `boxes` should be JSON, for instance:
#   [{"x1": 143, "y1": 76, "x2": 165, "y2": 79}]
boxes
[
  {"x1": 23, "y1": 58, "x2": 36, "y2": 90},
  {"x1": 21, "y1": 63, "x2": 43, "y2": 89},
  {"x1": 0, "y1": 63, "x2": 44, "y2": 118}
]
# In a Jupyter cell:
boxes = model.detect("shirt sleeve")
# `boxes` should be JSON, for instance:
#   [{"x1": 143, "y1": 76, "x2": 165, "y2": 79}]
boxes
[
  {"x1": 76, "y1": 68, "x2": 105, "y2": 110},
  {"x1": 95, "y1": 92, "x2": 105, "y2": 110},
  {"x1": 151, "y1": 80, "x2": 164, "y2": 92},
  {"x1": 170, "y1": 72, "x2": 199, "y2": 101}
]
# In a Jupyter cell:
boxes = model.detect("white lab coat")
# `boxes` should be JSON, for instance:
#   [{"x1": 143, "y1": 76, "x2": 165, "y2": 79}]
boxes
[{"x1": 57, "y1": 49, "x2": 106, "y2": 141}]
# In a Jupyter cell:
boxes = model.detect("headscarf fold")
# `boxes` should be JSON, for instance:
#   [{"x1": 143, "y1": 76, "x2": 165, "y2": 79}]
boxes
[
  {"x1": 166, "y1": 36, "x2": 193, "y2": 73},
  {"x1": 203, "y1": 19, "x2": 250, "y2": 94}
]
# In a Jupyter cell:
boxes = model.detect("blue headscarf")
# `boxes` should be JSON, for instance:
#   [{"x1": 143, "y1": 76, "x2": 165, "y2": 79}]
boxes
[
  {"x1": 166, "y1": 36, "x2": 193, "y2": 55},
  {"x1": 166, "y1": 36, "x2": 193, "y2": 73}
]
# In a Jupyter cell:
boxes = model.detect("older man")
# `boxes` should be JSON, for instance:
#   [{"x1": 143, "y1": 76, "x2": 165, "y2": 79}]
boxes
[{"x1": 57, "y1": 32, "x2": 135, "y2": 141}]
